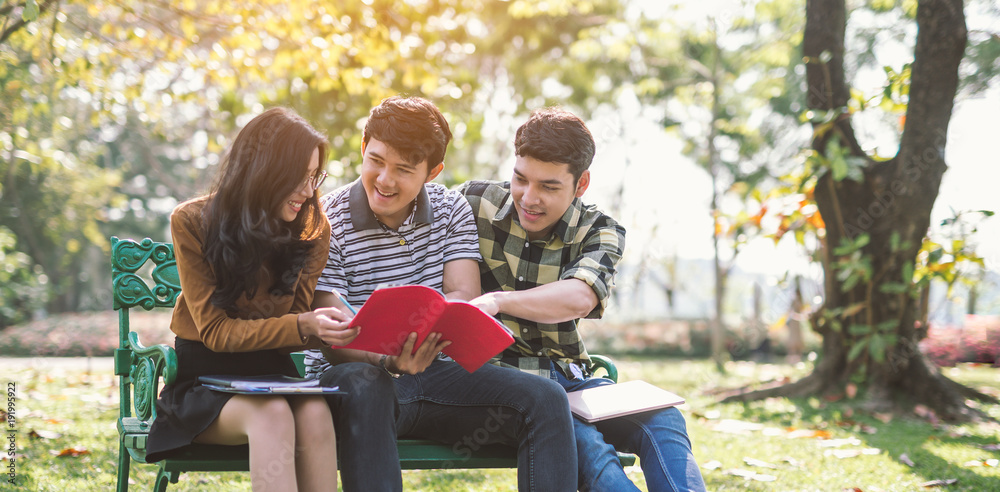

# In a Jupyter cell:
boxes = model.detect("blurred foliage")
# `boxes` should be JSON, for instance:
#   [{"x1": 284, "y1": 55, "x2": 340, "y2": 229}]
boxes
[
  {"x1": 0, "y1": 225, "x2": 47, "y2": 327},
  {"x1": 0, "y1": 0, "x2": 997, "y2": 325},
  {"x1": 0, "y1": 0, "x2": 632, "y2": 318}
]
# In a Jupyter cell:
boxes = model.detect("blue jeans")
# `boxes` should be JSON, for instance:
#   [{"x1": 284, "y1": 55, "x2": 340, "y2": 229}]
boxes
[
  {"x1": 395, "y1": 359, "x2": 578, "y2": 491},
  {"x1": 321, "y1": 362, "x2": 402, "y2": 492},
  {"x1": 553, "y1": 369, "x2": 707, "y2": 492}
]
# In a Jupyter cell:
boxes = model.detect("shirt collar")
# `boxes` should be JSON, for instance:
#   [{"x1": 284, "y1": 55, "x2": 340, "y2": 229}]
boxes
[
  {"x1": 349, "y1": 179, "x2": 433, "y2": 230},
  {"x1": 492, "y1": 182, "x2": 585, "y2": 244}
]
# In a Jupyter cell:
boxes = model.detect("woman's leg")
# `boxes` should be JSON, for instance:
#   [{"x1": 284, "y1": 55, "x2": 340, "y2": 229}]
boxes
[
  {"x1": 194, "y1": 394, "x2": 298, "y2": 491},
  {"x1": 288, "y1": 396, "x2": 338, "y2": 492}
]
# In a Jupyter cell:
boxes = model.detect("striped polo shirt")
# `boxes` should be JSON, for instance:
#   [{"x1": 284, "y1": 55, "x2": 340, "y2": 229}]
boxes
[{"x1": 303, "y1": 179, "x2": 482, "y2": 378}]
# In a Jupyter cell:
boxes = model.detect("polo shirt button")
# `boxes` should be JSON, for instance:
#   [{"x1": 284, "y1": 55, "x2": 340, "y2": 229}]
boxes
[
  {"x1": 518, "y1": 276, "x2": 524, "y2": 281},
  {"x1": 522, "y1": 328, "x2": 528, "y2": 333},
  {"x1": 399, "y1": 239, "x2": 406, "y2": 245},
  {"x1": 524, "y1": 242, "x2": 529, "y2": 248},
  {"x1": 537, "y1": 351, "x2": 543, "y2": 356}
]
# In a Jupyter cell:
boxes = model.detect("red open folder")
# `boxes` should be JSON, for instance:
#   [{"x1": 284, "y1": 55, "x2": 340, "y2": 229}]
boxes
[{"x1": 331, "y1": 285, "x2": 515, "y2": 372}]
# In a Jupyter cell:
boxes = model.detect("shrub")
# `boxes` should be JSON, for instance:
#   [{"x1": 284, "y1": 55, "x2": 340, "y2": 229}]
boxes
[
  {"x1": 919, "y1": 325, "x2": 964, "y2": 367},
  {"x1": 960, "y1": 315, "x2": 1000, "y2": 365},
  {"x1": 0, "y1": 310, "x2": 173, "y2": 356},
  {"x1": 920, "y1": 315, "x2": 1000, "y2": 367}
]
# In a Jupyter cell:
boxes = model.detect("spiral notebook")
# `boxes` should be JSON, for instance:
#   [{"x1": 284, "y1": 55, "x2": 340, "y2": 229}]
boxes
[{"x1": 567, "y1": 380, "x2": 685, "y2": 422}]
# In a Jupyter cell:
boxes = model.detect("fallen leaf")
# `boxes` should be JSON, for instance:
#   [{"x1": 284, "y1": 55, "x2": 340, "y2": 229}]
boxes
[
  {"x1": 45, "y1": 418, "x2": 71, "y2": 424},
  {"x1": 702, "y1": 460, "x2": 722, "y2": 470},
  {"x1": 711, "y1": 419, "x2": 764, "y2": 434},
  {"x1": 52, "y1": 448, "x2": 90, "y2": 457},
  {"x1": 919, "y1": 478, "x2": 957, "y2": 487},
  {"x1": 962, "y1": 459, "x2": 999, "y2": 467},
  {"x1": 826, "y1": 448, "x2": 880, "y2": 459},
  {"x1": 977, "y1": 444, "x2": 1000, "y2": 451},
  {"x1": 842, "y1": 488, "x2": 863, "y2": 492},
  {"x1": 913, "y1": 405, "x2": 940, "y2": 424},
  {"x1": 818, "y1": 437, "x2": 862, "y2": 448},
  {"x1": 744, "y1": 457, "x2": 778, "y2": 469},
  {"x1": 786, "y1": 429, "x2": 832, "y2": 439},
  {"x1": 28, "y1": 429, "x2": 62, "y2": 440},
  {"x1": 873, "y1": 412, "x2": 893, "y2": 424},
  {"x1": 782, "y1": 457, "x2": 804, "y2": 467},
  {"x1": 899, "y1": 453, "x2": 915, "y2": 467},
  {"x1": 846, "y1": 383, "x2": 857, "y2": 399},
  {"x1": 836, "y1": 419, "x2": 878, "y2": 434},
  {"x1": 726, "y1": 468, "x2": 756, "y2": 478}
]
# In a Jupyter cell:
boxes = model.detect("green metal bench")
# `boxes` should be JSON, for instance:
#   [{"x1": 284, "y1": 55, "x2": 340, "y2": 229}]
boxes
[{"x1": 111, "y1": 236, "x2": 634, "y2": 491}]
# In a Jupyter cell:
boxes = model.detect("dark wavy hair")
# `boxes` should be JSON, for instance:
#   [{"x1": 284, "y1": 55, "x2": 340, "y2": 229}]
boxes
[
  {"x1": 514, "y1": 107, "x2": 596, "y2": 182},
  {"x1": 363, "y1": 96, "x2": 452, "y2": 171},
  {"x1": 202, "y1": 107, "x2": 328, "y2": 312}
]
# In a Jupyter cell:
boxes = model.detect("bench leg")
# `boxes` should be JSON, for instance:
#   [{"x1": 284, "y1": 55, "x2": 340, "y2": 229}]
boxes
[
  {"x1": 115, "y1": 441, "x2": 130, "y2": 492},
  {"x1": 153, "y1": 467, "x2": 176, "y2": 492}
]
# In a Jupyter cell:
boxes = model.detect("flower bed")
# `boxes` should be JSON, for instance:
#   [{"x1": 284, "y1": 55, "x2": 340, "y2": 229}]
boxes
[{"x1": 919, "y1": 315, "x2": 1000, "y2": 367}]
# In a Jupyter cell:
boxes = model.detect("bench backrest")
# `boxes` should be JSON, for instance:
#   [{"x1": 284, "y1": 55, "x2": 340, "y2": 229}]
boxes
[{"x1": 111, "y1": 237, "x2": 180, "y2": 426}]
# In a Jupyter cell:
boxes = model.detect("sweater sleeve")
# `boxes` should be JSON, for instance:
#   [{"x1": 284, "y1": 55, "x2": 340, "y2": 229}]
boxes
[{"x1": 169, "y1": 201, "x2": 325, "y2": 352}]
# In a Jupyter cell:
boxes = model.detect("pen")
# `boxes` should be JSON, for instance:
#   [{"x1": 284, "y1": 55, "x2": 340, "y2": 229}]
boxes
[
  {"x1": 334, "y1": 290, "x2": 358, "y2": 315},
  {"x1": 269, "y1": 387, "x2": 339, "y2": 393}
]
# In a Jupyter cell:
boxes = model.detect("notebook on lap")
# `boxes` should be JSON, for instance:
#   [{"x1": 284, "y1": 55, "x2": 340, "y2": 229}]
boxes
[{"x1": 567, "y1": 380, "x2": 685, "y2": 423}]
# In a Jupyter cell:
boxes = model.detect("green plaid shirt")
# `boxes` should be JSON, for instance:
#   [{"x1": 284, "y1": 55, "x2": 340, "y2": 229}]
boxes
[{"x1": 458, "y1": 180, "x2": 626, "y2": 378}]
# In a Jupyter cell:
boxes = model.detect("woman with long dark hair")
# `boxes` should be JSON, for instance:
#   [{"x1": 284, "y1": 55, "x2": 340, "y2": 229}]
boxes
[{"x1": 146, "y1": 107, "x2": 357, "y2": 490}]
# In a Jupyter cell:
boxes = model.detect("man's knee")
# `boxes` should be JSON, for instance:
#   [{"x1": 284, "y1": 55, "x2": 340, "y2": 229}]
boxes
[
  {"x1": 321, "y1": 362, "x2": 394, "y2": 393},
  {"x1": 519, "y1": 374, "x2": 569, "y2": 406},
  {"x1": 321, "y1": 362, "x2": 397, "y2": 414}
]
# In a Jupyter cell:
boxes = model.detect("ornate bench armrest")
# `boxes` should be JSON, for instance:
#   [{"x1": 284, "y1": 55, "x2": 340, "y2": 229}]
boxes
[
  {"x1": 126, "y1": 332, "x2": 178, "y2": 421},
  {"x1": 589, "y1": 354, "x2": 619, "y2": 383}
]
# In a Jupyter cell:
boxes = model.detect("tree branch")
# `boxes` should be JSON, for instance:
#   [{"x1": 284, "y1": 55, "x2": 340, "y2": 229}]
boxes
[{"x1": 0, "y1": 0, "x2": 57, "y2": 45}]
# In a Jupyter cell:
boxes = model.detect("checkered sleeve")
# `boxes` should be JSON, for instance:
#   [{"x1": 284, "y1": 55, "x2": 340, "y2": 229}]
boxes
[
  {"x1": 559, "y1": 216, "x2": 626, "y2": 319},
  {"x1": 443, "y1": 192, "x2": 483, "y2": 263}
]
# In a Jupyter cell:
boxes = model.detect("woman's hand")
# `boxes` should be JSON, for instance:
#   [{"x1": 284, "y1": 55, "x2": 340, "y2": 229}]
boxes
[
  {"x1": 298, "y1": 307, "x2": 360, "y2": 346},
  {"x1": 387, "y1": 332, "x2": 451, "y2": 375}
]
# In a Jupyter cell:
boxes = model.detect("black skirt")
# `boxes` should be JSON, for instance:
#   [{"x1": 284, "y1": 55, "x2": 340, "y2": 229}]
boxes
[{"x1": 145, "y1": 337, "x2": 298, "y2": 462}]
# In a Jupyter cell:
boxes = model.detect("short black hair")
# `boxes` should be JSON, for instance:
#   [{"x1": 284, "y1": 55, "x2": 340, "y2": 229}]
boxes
[
  {"x1": 363, "y1": 96, "x2": 452, "y2": 172},
  {"x1": 514, "y1": 107, "x2": 595, "y2": 181}
]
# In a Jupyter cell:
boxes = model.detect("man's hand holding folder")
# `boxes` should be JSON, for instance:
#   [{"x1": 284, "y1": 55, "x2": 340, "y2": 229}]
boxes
[{"x1": 329, "y1": 285, "x2": 515, "y2": 372}]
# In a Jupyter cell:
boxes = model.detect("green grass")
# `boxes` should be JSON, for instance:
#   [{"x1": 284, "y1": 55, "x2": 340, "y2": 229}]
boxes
[{"x1": 2, "y1": 356, "x2": 998, "y2": 491}]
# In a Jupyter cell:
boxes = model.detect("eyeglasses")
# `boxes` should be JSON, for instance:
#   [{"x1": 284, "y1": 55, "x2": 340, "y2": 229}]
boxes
[{"x1": 300, "y1": 170, "x2": 328, "y2": 191}]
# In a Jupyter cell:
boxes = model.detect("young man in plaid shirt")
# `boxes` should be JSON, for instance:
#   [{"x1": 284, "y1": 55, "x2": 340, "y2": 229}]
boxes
[{"x1": 461, "y1": 108, "x2": 707, "y2": 492}]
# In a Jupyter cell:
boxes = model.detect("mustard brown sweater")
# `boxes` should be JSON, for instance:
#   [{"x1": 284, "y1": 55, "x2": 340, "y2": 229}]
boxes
[{"x1": 168, "y1": 196, "x2": 331, "y2": 353}]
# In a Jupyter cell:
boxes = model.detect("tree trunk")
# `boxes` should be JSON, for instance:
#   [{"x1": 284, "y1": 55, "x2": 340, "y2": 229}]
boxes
[
  {"x1": 708, "y1": 21, "x2": 728, "y2": 372},
  {"x1": 722, "y1": 0, "x2": 996, "y2": 421}
]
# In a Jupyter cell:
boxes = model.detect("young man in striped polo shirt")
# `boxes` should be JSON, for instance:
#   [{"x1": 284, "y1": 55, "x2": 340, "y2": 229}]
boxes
[
  {"x1": 461, "y1": 108, "x2": 707, "y2": 492},
  {"x1": 303, "y1": 97, "x2": 577, "y2": 492}
]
